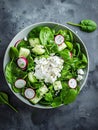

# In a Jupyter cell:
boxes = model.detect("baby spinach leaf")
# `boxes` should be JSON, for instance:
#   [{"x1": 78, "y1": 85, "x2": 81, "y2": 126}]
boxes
[
  {"x1": 63, "y1": 89, "x2": 78, "y2": 105},
  {"x1": 67, "y1": 19, "x2": 97, "y2": 32},
  {"x1": 51, "y1": 97, "x2": 62, "y2": 108},
  {"x1": 28, "y1": 26, "x2": 43, "y2": 38},
  {"x1": 40, "y1": 27, "x2": 54, "y2": 45},
  {"x1": 59, "y1": 49, "x2": 71, "y2": 61},
  {"x1": 44, "y1": 92, "x2": 53, "y2": 102},
  {"x1": 0, "y1": 92, "x2": 18, "y2": 112},
  {"x1": 9, "y1": 47, "x2": 19, "y2": 59},
  {"x1": 5, "y1": 62, "x2": 14, "y2": 84}
]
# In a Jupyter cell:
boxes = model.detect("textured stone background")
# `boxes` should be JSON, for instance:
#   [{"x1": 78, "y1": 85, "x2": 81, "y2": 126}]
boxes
[{"x1": 0, "y1": 0, "x2": 98, "y2": 130}]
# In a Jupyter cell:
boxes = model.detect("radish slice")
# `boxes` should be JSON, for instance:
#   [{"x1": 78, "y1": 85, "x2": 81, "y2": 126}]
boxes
[
  {"x1": 14, "y1": 40, "x2": 21, "y2": 47},
  {"x1": 15, "y1": 79, "x2": 26, "y2": 88},
  {"x1": 24, "y1": 88, "x2": 35, "y2": 99},
  {"x1": 17, "y1": 57, "x2": 28, "y2": 69},
  {"x1": 55, "y1": 35, "x2": 64, "y2": 45},
  {"x1": 68, "y1": 78, "x2": 77, "y2": 88}
]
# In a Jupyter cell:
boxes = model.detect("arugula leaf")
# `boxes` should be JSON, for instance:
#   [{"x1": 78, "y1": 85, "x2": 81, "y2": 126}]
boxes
[
  {"x1": 75, "y1": 43, "x2": 81, "y2": 57},
  {"x1": 68, "y1": 30, "x2": 73, "y2": 42},
  {"x1": 12, "y1": 86, "x2": 22, "y2": 93},
  {"x1": 45, "y1": 41, "x2": 58, "y2": 54},
  {"x1": 27, "y1": 56, "x2": 35, "y2": 71},
  {"x1": 17, "y1": 40, "x2": 29, "y2": 50},
  {"x1": 82, "y1": 54, "x2": 88, "y2": 63},
  {"x1": 0, "y1": 92, "x2": 18, "y2": 112},
  {"x1": 66, "y1": 41, "x2": 73, "y2": 50}
]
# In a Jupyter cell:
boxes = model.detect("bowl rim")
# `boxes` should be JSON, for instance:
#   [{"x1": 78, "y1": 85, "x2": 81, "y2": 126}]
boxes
[{"x1": 3, "y1": 21, "x2": 89, "y2": 109}]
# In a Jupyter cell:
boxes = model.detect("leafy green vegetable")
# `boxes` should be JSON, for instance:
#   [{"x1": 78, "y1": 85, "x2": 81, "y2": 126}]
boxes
[
  {"x1": 12, "y1": 86, "x2": 22, "y2": 93},
  {"x1": 63, "y1": 89, "x2": 78, "y2": 105},
  {"x1": 67, "y1": 19, "x2": 97, "y2": 32},
  {"x1": 0, "y1": 92, "x2": 18, "y2": 112},
  {"x1": 44, "y1": 92, "x2": 53, "y2": 102},
  {"x1": 51, "y1": 97, "x2": 62, "y2": 108},
  {"x1": 5, "y1": 61, "x2": 27, "y2": 85},
  {"x1": 56, "y1": 29, "x2": 67, "y2": 37},
  {"x1": 27, "y1": 56, "x2": 34, "y2": 71},
  {"x1": 66, "y1": 41, "x2": 73, "y2": 50},
  {"x1": 82, "y1": 54, "x2": 88, "y2": 63},
  {"x1": 40, "y1": 27, "x2": 54, "y2": 45},
  {"x1": 68, "y1": 30, "x2": 73, "y2": 42},
  {"x1": 58, "y1": 49, "x2": 71, "y2": 61},
  {"x1": 5, "y1": 62, "x2": 15, "y2": 84},
  {"x1": 28, "y1": 26, "x2": 43, "y2": 38},
  {"x1": 9, "y1": 47, "x2": 19, "y2": 59}
]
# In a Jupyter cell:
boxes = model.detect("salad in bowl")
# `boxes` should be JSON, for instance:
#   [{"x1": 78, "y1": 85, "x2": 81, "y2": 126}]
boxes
[{"x1": 4, "y1": 22, "x2": 89, "y2": 108}]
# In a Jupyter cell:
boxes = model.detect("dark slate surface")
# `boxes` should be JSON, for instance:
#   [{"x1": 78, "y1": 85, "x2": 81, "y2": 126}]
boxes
[{"x1": 0, "y1": 0, "x2": 98, "y2": 130}]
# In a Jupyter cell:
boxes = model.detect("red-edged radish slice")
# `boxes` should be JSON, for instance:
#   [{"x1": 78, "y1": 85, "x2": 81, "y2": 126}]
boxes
[
  {"x1": 17, "y1": 57, "x2": 28, "y2": 70},
  {"x1": 15, "y1": 79, "x2": 26, "y2": 88},
  {"x1": 68, "y1": 78, "x2": 77, "y2": 88},
  {"x1": 14, "y1": 40, "x2": 21, "y2": 47},
  {"x1": 24, "y1": 88, "x2": 35, "y2": 99},
  {"x1": 69, "y1": 52, "x2": 73, "y2": 58},
  {"x1": 55, "y1": 35, "x2": 64, "y2": 45}
]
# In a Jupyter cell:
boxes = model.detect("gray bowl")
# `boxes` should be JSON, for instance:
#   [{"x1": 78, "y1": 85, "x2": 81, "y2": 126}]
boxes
[{"x1": 3, "y1": 22, "x2": 89, "y2": 109}]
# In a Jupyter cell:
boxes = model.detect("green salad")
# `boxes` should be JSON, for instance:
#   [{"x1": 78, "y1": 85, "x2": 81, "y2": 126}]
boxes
[{"x1": 5, "y1": 26, "x2": 88, "y2": 107}]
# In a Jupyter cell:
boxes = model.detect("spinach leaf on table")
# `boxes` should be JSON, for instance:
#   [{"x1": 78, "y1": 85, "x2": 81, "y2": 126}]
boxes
[
  {"x1": 67, "y1": 19, "x2": 97, "y2": 32},
  {"x1": 0, "y1": 92, "x2": 18, "y2": 112}
]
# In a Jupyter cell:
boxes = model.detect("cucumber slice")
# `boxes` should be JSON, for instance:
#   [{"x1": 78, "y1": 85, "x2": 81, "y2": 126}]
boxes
[
  {"x1": 28, "y1": 72, "x2": 37, "y2": 83},
  {"x1": 19, "y1": 47, "x2": 30, "y2": 58},
  {"x1": 58, "y1": 42, "x2": 67, "y2": 51},
  {"x1": 30, "y1": 85, "x2": 48, "y2": 104},
  {"x1": 32, "y1": 45, "x2": 45, "y2": 55},
  {"x1": 29, "y1": 38, "x2": 40, "y2": 47},
  {"x1": 53, "y1": 81, "x2": 62, "y2": 91}
]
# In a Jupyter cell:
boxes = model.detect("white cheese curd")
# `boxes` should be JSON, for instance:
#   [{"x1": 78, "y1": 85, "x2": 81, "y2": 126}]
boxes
[
  {"x1": 77, "y1": 69, "x2": 84, "y2": 75},
  {"x1": 34, "y1": 56, "x2": 64, "y2": 83},
  {"x1": 76, "y1": 75, "x2": 83, "y2": 81}
]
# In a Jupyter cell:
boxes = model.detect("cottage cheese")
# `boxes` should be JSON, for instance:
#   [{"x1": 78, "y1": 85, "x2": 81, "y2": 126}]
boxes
[{"x1": 34, "y1": 56, "x2": 64, "y2": 83}]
